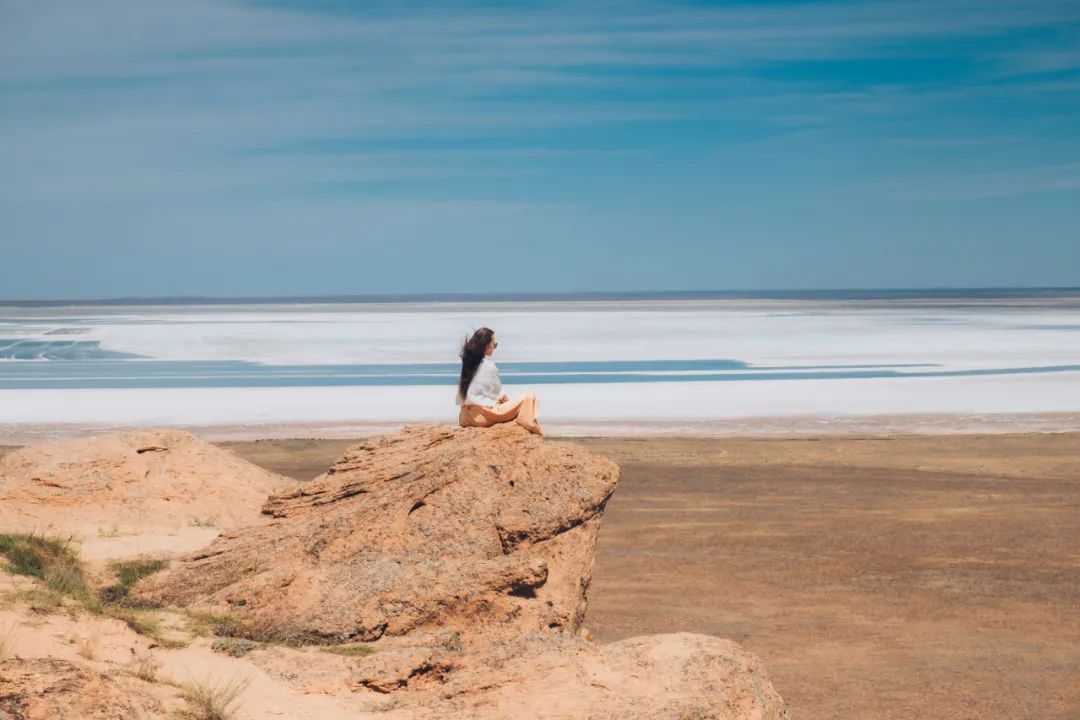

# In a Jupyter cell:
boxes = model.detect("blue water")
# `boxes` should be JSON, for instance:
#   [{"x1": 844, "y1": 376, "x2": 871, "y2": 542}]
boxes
[
  {"x1": 0, "y1": 339, "x2": 140, "y2": 361},
  {"x1": 3, "y1": 290, "x2": 1080, "y2": 392},
  {"x1": 4, "y1": 357, "x2": 1080, "y2": 390}
]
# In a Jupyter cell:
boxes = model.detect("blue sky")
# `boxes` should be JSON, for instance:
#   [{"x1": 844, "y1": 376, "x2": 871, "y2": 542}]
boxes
[{"x1": 1, "y1": 0, "x2": 1079, "y2": 297}]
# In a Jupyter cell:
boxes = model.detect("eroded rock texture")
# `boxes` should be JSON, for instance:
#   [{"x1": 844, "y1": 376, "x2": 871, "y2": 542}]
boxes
[
  {"x1": 0, "y1": 658, "x2": 168, "y2": 720},
  {"x1": 131, "y1": 423, "x2": 790, "y2": 719},
  {"x1": 135, "y1": 424, "x2": 619, "y2": 643}
]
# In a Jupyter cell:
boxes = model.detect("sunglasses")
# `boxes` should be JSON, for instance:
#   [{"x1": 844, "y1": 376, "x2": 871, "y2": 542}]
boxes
[{"x1": 493, "y1": 342, "x2": 499, "y2": 349}]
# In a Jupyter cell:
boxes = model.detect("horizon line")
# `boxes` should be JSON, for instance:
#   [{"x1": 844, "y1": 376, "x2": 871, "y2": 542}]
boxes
[{"x1": 3, "y1": 286, "x2": 1080, "y2": 307}]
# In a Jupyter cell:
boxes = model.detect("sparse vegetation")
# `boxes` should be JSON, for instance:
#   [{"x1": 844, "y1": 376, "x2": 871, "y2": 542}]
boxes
[
  {"x1": 115, "y1": 607, "x2": 162, "y2": 636},
  {"x1": 131, "y1": 652, "x2": 160, "y2": 682},
  {"x1": 189, "y1": 516, "x2": 218, "y2": 528},
  {"x1": 157, "y1": 636, "x2": 190, "y2": 650},
  {"x1": 177, "y1": 676, "x2": 249, "y2": 720},
  {"x1": 76, "y1": 629, "x2": 100, "y2": 660},
  {"x1": 185, "y1": 609, "x2": 317, "y2": 647},
  {"x1": 0, "y1": 533, "x2": 181, "y2": 646},
  {"x1": 0, "y1": 533, "x2": 88, "y2": 600},
  {"x1": 0, "y1": 622, "x2": 17, "y2": 659},
  {"x1": 323, "y1": 642, "x2": 377, "y2": 657},
  {"x1": 211, "y1": 637, "x2": 257, "y2": 657},
  {"x1": 98, "y1": 557, "x2": 166, "y2": 605},
  {"x1": 185, "y1": 610, "x2": 243, "y2": 638},
  {"x1": 3, "y1": 586, "x2": 63, "y2": 615},
  {"x1": 239, "y1": 558, "x2": 264, "y2": 577}
]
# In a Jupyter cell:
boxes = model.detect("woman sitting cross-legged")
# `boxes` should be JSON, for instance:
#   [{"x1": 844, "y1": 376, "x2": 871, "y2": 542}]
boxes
[{"x1": 456, "y1": 327, "x2": 543, "y2": 436}]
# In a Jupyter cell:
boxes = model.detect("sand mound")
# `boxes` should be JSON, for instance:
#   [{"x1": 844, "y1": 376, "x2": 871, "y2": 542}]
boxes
[
  {"x1": 134, "y1": 423, "x2": 790, "y2": 718},
  {"x1": 0, "y1": 429, "x2": 294, "y2": 536}
]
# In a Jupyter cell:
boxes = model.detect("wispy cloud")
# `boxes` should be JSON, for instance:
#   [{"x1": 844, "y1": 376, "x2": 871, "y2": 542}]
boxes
[
  {"x1": 1, "y1": 0, "x2": 1078, "y2": 295},
  {"x1": 869, "y1": 162, "x2": 1080, "y2": 201}
]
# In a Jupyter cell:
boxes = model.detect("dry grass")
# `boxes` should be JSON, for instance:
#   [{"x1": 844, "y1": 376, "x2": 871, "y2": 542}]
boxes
[
  {"x1": 76, "y1": 628, "x2": 100, "y2": 660},
  {"x1": 98, "y1": 557, "x2": 167, "y2": 605},
  {"x1": 3, "y1": 587, "x2": 64, "y2": 615},
  {"x1": 112, "y1": 606, "x2": 162, "y2": 635},
  {"x1": 323, "y1": 642, "x2": 376, "y2": 657},
  {"x1": 185, "y1": 609, "x2": 318, "y2": 647},
  {"x1": 0, "y1": 533, "x2": 87, "y2": 600},
  {"x1": 131, "y1": 651, "x2": 160, "y2": 682},
  {"x1": 0, "y1": 622, "x2": 17, "y2": 660},
  {"x1": 0, "y1": 533, "x2": 182, "y2": 647},
  {"x1": 211, "y1": 637, "x2": 257, "y2": 657},
  {"x1": 177, "y1": 676, "x2": 250, "y2": 720},
  {"x1": 185, "y1": 610, "x2": 242, "y2": 638}
]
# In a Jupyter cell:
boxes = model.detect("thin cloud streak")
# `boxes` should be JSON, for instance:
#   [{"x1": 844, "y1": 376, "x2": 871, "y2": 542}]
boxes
[{"x1": 1, "y1": 0, "x2": 1078, "y2": 295}]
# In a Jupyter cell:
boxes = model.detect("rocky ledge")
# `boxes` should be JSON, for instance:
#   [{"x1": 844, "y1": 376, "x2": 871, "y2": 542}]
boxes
[{"x1": 130, "y1": 423, "x2": 789, "y2": 719}]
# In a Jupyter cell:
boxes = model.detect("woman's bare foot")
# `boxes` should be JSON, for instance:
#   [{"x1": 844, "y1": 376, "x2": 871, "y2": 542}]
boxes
[{"x1": 525, "y1": 422, "x2": 544, "y2": 437}]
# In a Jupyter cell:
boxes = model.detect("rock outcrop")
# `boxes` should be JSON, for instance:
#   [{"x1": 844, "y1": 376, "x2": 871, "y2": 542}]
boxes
[
  {"x1": 133, "y1": 423, "x2": 790, "y2": 719},
  {"x1": 0, "y1": 429, "x2": 293, "y2": 534},
  {"x1": 135, "y1": 424, "x2": 620, "y2": 643},
  {"x1": 407, "y1": 632, "x2": 788, "y2": 719},
  {"x1": 246, "y1": 629, "x2": 789, "y2": 719}
]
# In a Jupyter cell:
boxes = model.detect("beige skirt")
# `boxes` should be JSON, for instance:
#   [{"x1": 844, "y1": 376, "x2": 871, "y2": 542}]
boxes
[{"x1": 458, "y1": 393, "x2": 540, "y2": 430}]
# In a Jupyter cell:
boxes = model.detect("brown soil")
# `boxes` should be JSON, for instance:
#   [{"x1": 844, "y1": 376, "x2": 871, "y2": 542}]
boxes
[{"x1": 220, "y1": 431, "x2": 1080, "y2": 720}]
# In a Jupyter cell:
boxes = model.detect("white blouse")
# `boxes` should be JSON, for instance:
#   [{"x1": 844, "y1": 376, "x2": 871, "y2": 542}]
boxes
[{"x1": 459, "y1": 357, "x2": 505, "y2": 406}]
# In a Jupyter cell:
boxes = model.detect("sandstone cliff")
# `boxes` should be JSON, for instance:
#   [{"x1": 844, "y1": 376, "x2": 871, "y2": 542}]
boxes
[
  {"x1": 135, "y1": 423, "x2": 619, "y2": 643},
  {"x1": 130, "y1": 424, "x2": 790, "y2": 719}
]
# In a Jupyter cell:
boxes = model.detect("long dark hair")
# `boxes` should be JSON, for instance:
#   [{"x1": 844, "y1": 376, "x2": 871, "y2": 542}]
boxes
[{"x1": 458, "y1": 327, "x2": 494, "y2": 402}]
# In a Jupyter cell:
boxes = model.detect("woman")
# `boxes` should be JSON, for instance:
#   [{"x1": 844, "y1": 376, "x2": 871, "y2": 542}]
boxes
[{"x1": 457, "y1": 327, "x2": 543, "y2": 436}]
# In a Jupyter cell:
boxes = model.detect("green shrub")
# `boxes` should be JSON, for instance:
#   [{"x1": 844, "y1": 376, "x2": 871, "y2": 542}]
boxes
[
  {"x1": 0, "y1": 533, "x2": 88, "y2": 599},
  {"x1": 0, "y1": 533, "x2": 179, "y2": 645},
  {"x1": 98, "y1": 557, "x2": 166, "y2": 604}
]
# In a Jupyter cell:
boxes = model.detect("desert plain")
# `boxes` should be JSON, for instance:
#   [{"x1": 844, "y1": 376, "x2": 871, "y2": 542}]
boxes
[
  {"x1": 0, "y1": 429, "x2": 1078, "y2": 719},
  {"x1": 218, "y1": 431, "x2": 1080, "y2": 720}
]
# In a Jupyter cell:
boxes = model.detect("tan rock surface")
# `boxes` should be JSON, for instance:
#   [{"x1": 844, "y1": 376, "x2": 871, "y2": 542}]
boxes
[
  {"x1": 243, "y1": 630, "x2": 790, "y2": 719},
  {"x1": 0, "y1": 429, "x2": 294, "y2": 538},
  {"x1": 0, "y1": 657, "x2": 169, "y2": 720},
  {"x1": 441, "y1": 632, "x2": 789, "y2": 720},
  {"x1": 0, "y1": 423, "x2": 793, "y2": 719},
  {"x1": 131, "y1": 423, "x2": 789, "y2": 718},
  {"x1": 135, "y1": 424, "x2": 620, "y2": 642}
]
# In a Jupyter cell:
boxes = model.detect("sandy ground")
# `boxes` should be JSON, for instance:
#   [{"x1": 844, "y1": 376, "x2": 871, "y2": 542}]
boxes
[
  {"x1": 210, "y1": 432, "x2": 1080, "y2": 720},
  {"x1": 7, "y1": 410, "x2": 1080, "y2": 445},
  {"x1": 2, "y1": 431, "x2": 1077, "y2": 719}
]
